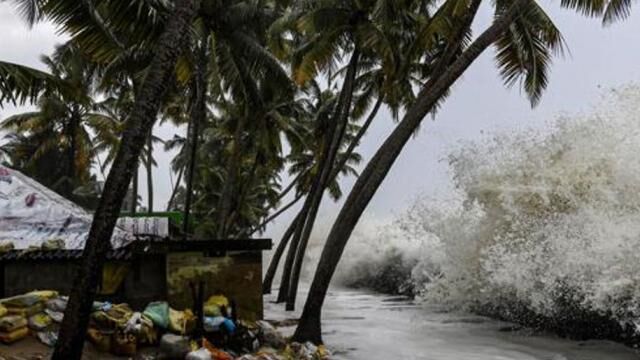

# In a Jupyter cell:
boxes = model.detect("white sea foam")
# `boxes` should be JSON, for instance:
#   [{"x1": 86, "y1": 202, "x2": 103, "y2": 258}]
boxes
[{"x1": 338, "y1": 85, "x2": 640, "y2": 334}]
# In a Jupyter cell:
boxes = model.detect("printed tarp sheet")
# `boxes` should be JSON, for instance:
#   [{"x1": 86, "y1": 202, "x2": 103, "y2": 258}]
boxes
[{"x1": 0, "y1": 166, "x2": 134, "y2": 249}]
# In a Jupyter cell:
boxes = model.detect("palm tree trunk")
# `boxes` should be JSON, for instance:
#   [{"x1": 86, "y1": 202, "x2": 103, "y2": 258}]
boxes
[
  {"x1": 249, "y1": 193, "x2": 303, "y2": 236},
  {"x1": 51, "y1": 2, "x2": 198, "y2": 359},
  {"x1": 276, "y1": 203, "x2": 308, "y2": 303},
  {"x1": 286, "y1": 49, "x2": 360, "y2": 311},
  {"x1": 216, "y1": 115, "x2": 247, "y2": 238},
  {"x1": 131, "y1": 169, "x2": 138, "y2": 213},
  {"x1": 166, "y1": 165, "x2": 185, "y2": 211},
  {"x1": 66, "y1": 111, "x2": 79, "y2": 197},
  {"x1": 263, "y1": 211, "x2": 302, "y2": 294},
  {"x1": 292, "y1": 0, "x2": 525, "y2": 344},
  {"x1": 146, "y1": 131, "x2": 154, "y2": 213},
  {"x1": 329, "y1": 96, "x2": 382, "y2": 180},
  {"x1": 183, "y1": 38, "x2": 208, "y2": 238}
]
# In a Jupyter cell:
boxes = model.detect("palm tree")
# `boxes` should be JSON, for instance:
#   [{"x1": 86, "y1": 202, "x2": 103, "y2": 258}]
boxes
[
  {"x1": 293, "y1": 0, "x2": 635, "y2": 345},
  {"x1": 0, "y1": 44, "x2": 118, "y2": 202},
  {"x1": 280, "y1": 0, "x2": 429, "y2": 311},
  {"x1": 1, "y1": 0, "x2": 201, "y2": 357}
]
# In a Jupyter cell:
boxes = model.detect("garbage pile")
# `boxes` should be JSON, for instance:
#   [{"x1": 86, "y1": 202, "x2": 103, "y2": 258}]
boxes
[{"x1": 0, "y1": 290, "x2": 331, "y2": 359}]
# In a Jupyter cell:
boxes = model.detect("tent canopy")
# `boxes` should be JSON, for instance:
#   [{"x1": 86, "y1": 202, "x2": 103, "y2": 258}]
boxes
[{"x1": 0, "y1": 166, "x2": 134, "y2": 250}]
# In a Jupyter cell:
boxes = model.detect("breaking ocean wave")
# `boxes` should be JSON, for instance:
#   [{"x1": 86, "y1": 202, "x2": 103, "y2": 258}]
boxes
[{"x1": 337, "y1": 85, "x2": 640, "y2": 343}]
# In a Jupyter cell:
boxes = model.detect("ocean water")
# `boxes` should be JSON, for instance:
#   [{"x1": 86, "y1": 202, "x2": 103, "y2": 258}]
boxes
[{"x1": 266, "y1": 289, "x2": 639, "y2": 360}]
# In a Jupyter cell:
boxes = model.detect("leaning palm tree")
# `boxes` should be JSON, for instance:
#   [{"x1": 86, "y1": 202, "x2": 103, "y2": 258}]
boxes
[{"x1": 293, "y1": 0, "x2": 635, "y2": 345}]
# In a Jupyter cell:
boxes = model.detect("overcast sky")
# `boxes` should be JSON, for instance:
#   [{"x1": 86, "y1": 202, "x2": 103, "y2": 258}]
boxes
[{"x1": 1, "y1": 2, "x2": 639, "y2": 240}]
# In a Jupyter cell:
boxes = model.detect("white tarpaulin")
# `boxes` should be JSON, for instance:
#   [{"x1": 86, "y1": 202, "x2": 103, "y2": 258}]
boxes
[{"x1": 0, "y1": 166, "x2": 134, "y2": 249}]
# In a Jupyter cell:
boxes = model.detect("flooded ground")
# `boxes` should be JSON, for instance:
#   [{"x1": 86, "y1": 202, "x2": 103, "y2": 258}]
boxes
[{"x1": 265, "y1": 288, "x2": 640, "y2": 360}]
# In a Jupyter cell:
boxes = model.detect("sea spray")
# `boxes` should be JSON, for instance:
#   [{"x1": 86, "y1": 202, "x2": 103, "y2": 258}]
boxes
[{"x1": 336, "y1": 85, "x2": 640, "y2": 342}]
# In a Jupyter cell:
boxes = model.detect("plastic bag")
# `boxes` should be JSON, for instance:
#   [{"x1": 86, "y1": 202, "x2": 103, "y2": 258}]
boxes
[
  {"x1": 46, "y1": 297, "x2": 67, "y2": 312},
  {"x1": 169, "y1": 308, "x2": 196, "y2": 335},
  {"x1": 0, "y1": 304, "x2": 7, "y2": 318},
  {"x1": 45, "y1": 308, "x2": 64, "y2": 323},
  {"x1": 87, "y1": 327, "x2": 112, "y2": 353},
  {"x1": 143, "y1": 301, "x2": 170, "y2": 329},
  {"x1": 112, "y1": 330, "x2": 137, "y2": 356},
  {"x1": 203, "y1": 339, "x2": 234, "y2": 360},
  {"x1": 0, "y1": 326, "x2": 29, "y2": 344},
  {"x1": 204, "y1": 295, "x2": 230, "y2": 317},
  {"x1": 36, "y1": 329, "x2": 58, "y2": 347},
  {"x1": 203, "y1": 316, "x2": 225, "y2": 332},
  {"x1": 0, "y1": 315, "x2": 27, "y2": 332},
  {"x1": 2, "y1": 293, "x2": 42, "y2": 307},
  {"x1": 186, "y1": 348, "x2": 213, "y2": 360},
  {"x1": 28, "y1": 313, "x2": 52, "y2": 331}
]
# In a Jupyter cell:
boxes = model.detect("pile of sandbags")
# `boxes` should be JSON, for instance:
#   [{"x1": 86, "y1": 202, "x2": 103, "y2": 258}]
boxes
[{"x1": 0, "y1": 290, "x2": 59, "y2": 344}]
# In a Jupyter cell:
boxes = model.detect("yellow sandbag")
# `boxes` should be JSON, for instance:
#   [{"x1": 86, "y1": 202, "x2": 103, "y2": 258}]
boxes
[
  {"x1": 7, "y1": 302, "x2": 44, "y2": 317},
  {"x1": 204, "y1": 295, "x2": 229, "y2": 317},
  {"x1": 0, "y1": 326, "x2": 29, "y2": 344},
  {"x1": 0, "y1": 315, "x2": 27, "y2": 332},
  {"x1": 169, "y1": 308, "x2": 195, "y2": 335},
  {"x1": 0, "y1": 304, "x2": 7, "y2": 318},
  {"x1": 27, "y1": 290, "x2": 59, "y2": 301}
]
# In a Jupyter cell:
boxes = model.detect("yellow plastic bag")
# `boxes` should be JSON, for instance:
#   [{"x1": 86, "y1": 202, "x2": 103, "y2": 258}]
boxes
[
  {"x1": 204, "y1": 295, "x2": 229, "y2": 317},
  {"x1": 0, "y1": 304, "x2": 7, "y2": 318},
  {"x1": 169, "y1": 308, "x2": 195, "y2": 335},
  {"x1": 28, "y1": 313, "x2": 52, "y2": 331},
  {"x1": 0, "y1": 326, "x2": 29, "y2": 344},
  {"x1": 100, "y1": 263, "x2": 130, "y2": 295}
]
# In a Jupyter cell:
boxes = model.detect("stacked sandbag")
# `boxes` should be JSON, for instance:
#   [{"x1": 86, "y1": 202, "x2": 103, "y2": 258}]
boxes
[
  {"x1": 0, "y1": 314, "x2": 28, "y2": 344},
  {"x1": 0, "y1": 290, "x2": 59, "y2": 344}
]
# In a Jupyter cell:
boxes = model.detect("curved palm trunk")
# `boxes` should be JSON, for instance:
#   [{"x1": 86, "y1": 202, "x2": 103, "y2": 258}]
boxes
[
  {"x1": 292, "y1": 0, "x2": 525, "y2": 344},
  {"x1": 329, "y1": 96, "x2": 382, "y2": 180},
  {"x1": 286, "y1": 49, "x2": 360, "y2": 311},
  {"x1": 263, "y1": 211, "x2": 302, "y2": 294},
  {"x1": 146, "y1": 131, "x2": 154, "y2": 212},
  {"x1": 183, "y1": 39, "x2": 209, "y2": 238},
  {"x1": 51, "y1": 2, "x2": 198, "y2": 358},
  {"x1": 276, "y1": 200, "x2": 309, "y2": 303},
  {"x1": 249, "y1": 193, "x2": 303, "y2": 236},
  {"x1": 166, "y1": 165, "x2": 185, "y2": 211}
]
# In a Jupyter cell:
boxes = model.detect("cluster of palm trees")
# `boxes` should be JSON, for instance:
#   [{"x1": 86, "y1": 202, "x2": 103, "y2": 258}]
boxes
[{"x1": 0, "y1": 0, "x2": 633, "y2": 358}]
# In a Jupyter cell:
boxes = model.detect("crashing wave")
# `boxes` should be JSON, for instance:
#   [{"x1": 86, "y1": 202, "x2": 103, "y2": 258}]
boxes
[{"x1": 339, "y1": 85, "x2": 640, "y2": 342}]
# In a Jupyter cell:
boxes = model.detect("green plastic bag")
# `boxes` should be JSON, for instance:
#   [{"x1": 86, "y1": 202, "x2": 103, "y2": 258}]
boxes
[{"x1": 143, "y1": 301, "x2": 169, "y2": 329}]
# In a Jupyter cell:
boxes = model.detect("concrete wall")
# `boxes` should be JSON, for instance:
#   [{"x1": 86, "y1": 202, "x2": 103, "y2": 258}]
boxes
[
  {"x1": 1, "y1": 251, "x2": 264, "y2": 320},
  {"x1": 2, "y1": 258, "x2": 166, "y2": 310},
  {"x1": 166, "y1": 251, "x2": 264, "y2": 321},
  {"x1": 122, "y1": 256, "x2": 167, "y2": 309},
  {"x1": 2, "y1": 261, "x2": 79, "y2": 296}
]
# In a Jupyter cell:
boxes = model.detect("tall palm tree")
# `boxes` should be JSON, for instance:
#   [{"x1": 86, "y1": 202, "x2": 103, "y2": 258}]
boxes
[
  {"x1": 1, "y1": 0, "x2": 200, "y2": 357},
  {"x1": 280, "y1": 0, "x2": 429, "y2": 311},
  {"x1": 293, "y1": 0, "x2": 634, "y2": 344}
]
